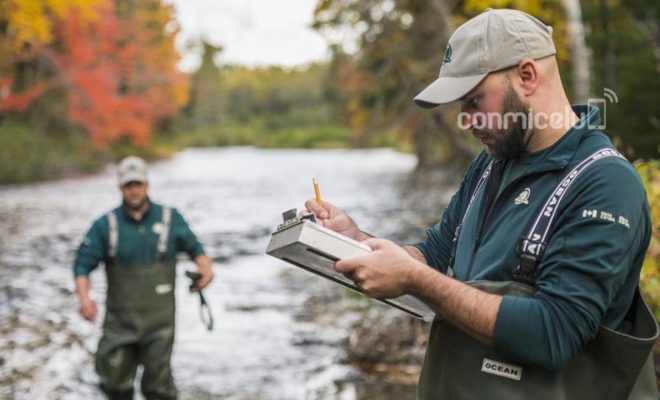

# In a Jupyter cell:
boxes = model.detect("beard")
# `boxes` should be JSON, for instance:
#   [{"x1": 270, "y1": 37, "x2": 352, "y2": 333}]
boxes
[
  {"x1": 124, "y1": 195, "x2": 148, "y2": 211},
  {"x1": 476, "y1": 80, "x2": 535, "y2": 160}
]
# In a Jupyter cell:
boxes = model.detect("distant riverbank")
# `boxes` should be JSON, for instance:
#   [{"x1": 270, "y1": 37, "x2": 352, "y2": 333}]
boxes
[{"x1": 0, "y1": 116, "x2": 404, "y2": 185}]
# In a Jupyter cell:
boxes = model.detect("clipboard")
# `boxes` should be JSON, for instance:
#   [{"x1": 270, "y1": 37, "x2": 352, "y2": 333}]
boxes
[{"x1": 265, "y1": 209, "x2": 435, "y2": 321}]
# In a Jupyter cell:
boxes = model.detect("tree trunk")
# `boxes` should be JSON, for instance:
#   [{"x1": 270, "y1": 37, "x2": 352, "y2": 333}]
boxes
[
  {"x1": 563, "y1": 0, "x2": 592, "y2": 102},
  {"x1": 644, "y1": 13, "x2": 660, "y2": 75},
  {"x1": 413, "y1": 0, "x2": 475, "y2": 169},
  {"x1": 600, "y1": 0, "x2": 616, "y2": 90}
]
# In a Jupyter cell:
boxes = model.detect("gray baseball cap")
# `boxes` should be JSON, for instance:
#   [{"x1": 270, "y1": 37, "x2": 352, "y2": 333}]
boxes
[
  {"x1": 414, "y1": 9, "x2": 556, "y2": 108},
  {"x1": 117, "y1": 156, "x2": 148, "y2": 185}
]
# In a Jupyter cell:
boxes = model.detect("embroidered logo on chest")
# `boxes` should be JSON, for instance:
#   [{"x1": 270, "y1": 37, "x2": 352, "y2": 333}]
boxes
[{"x1": 514, "y1": 188, "x2": 531, "y2": 205}]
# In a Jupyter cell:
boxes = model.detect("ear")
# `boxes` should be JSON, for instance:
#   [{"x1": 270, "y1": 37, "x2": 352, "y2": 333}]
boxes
[{"x1": 513, "y1": 58, "x2": 539, "y2": 97}]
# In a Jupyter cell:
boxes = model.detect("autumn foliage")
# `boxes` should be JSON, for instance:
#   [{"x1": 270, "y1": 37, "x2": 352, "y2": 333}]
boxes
[
  {"x1": 0, "y1": 0, "x2": 188, "y2": 147},
  {"x1": 636, "y1": 161, "x2": 660, "y2": 320}
]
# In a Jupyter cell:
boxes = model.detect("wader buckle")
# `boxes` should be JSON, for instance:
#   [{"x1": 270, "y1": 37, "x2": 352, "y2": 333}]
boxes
[
  {"x1": 513, "y1": 238, "x2": 544, "y2": 285},
  {"x1": 512, "y1": 254, "x2": 540, "y2": 285}
]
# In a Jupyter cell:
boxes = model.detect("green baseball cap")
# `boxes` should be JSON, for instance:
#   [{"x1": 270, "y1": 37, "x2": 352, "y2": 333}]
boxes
[{"x1": 414, "y1": 9, "x2": 556, "y2": 108}]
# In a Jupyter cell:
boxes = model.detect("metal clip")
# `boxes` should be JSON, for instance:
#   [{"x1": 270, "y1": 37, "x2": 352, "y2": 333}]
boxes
[{"x1": 277, "y1": 208, "x2": 317, "y2": 231}]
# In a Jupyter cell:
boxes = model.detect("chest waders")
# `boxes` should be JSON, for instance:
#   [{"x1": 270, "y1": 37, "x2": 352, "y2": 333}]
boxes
[
  {"x1": 418, "y1": 149, "x2": 659, "y2": 400},
  {"x1": 95, "y1": 208, "x2": 179, "y2": 400}
]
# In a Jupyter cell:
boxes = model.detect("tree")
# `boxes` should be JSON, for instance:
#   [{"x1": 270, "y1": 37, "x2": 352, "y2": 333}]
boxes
[
  {"x1": 0, "y1": 0, "x2": 102, "y2": 115},
  {"x1": 314, "y1": 0, "x2": 473, "y2": 168},
  {"x1": 1, "y1": 0, "x2": 189, "y2": 147},
  {"x1": 562, "y1": 0, "x2": 591, "y2": 102},
  {"x1": 313, "y1": 0, "x2": 572, "y2": 168},
  {"x1": 583, "y1": 0, "x2": 660, "y2": 159},
  {"x1": 185, "y1": 41, "x2": 225, "y2": 127}
]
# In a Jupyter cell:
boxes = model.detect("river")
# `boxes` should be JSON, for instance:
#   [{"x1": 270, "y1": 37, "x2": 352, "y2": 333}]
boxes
[{"x1": 0, "y1": 147, "x2": 453, "y2": 400}]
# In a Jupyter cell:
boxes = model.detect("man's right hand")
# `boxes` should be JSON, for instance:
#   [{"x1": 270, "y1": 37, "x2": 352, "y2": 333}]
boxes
[
  {"x1": 79, "y1": 298, "x2": 98, "y2": 322},
  {"x1": 304, "y1": 199, "x2": 368, "y2": 241}
]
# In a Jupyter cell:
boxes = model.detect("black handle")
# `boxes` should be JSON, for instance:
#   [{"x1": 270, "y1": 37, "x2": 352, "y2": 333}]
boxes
[
  {"x1": 185, "y1": 271, "x2": 202, "y2": 289},
  {"x1": 185, "y1": 271, "x2": 213, "y2": 331}
]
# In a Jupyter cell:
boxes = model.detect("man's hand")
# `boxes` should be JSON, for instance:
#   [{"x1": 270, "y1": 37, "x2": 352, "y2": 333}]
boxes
[
  {"x1": 79, "y1": 298, "x2": 98, "y2": 322},
  {"x1": 304, "y1": 199, "x2": 369, "y2": 241},
  {"x1": 192, "y1": 255, "x2": 214, "y2": 292},
  {"x1": 75, "y1": 276, "x2": 97, "y2": 322},
  {"x1": 335, "y1": 238, "x2": 423, "y2": 299}
]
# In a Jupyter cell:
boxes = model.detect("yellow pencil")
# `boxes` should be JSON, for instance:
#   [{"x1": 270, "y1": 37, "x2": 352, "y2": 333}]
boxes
[{"x1": 313, "y1": 178, "x2": 323, "y2": 206}]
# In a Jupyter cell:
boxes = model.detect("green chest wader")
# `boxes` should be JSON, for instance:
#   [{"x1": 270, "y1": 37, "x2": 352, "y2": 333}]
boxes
[
  {"x1": 95, "y1": 208, "x2": 178, "y2": 400},
  {"x1": 418, "y1": 149, "x2": 659, "y2": 400}
]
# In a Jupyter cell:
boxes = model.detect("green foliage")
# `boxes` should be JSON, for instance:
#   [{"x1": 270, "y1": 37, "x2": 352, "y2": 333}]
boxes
[
  {"x1": 220, "y1": 64, "x2": 331, "y2": 120},
  {"x1": 0, "y1": 119, "x2": 100, "y2": 183},
  {"x1": 313, "y1": 0, "x2": 659, "y2": 165},
  {"x1": 0, "y1": 118, "x2": 178, "y2": 184},
  {"x1": 636, "y1": 160, "x2": 660, "y2": 320},
  {"x1": 166, "y1": 106, "x2": 358, "y2": 149},
  {"x1": 583, "y1": 0, "x2": 660, "y2": 159},
  {"x1": 175, "y1": 53, "x2": 377, "y2": 150},
  {"x1": 313, "y1": 0, "x2": 471, "y2": 167},
  {"x1": 184, "y1": 42, "x2": 225, "y2": 127}
]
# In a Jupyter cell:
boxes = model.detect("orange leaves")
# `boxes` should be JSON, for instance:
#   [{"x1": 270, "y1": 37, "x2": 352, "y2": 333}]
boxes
[
  {"x1": 1, "y1": 0, "x2": 188, "y2": 148},
  {"x1": 51, "y1": 3, "x2": 139, "y2": 146},
  {"x1": 52, "y1": 0, "x2": 188, "y2": 147},
  {"x1": 0, "y1": 79, "x2": 47, "y2": 112}
]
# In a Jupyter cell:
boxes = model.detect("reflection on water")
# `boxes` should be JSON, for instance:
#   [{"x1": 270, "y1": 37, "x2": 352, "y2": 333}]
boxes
[{"x1": 0, "y1": 147, "x2": 448, "y2": 400}]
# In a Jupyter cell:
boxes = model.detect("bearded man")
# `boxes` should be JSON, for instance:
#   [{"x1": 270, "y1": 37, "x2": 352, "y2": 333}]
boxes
[
  {"x1": 73, "y1": 156, "x2": 214, "y2": 400},
  {"x1": 304, "y1": 9, "x2": 657, "y2": 400}
]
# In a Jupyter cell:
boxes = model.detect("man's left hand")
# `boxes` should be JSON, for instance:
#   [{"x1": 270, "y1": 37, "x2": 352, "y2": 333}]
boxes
[
  {"x1": 335, "y1": 238, "x2": 419, "y2": 299},
  {"x1": 192, "y1": 255, "x2": 214, "y2": 292}
]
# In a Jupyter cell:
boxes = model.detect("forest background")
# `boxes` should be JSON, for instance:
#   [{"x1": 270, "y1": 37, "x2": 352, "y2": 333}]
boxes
[{"x1": 1, "y1": 0, "x2": 658, "y2": 372}]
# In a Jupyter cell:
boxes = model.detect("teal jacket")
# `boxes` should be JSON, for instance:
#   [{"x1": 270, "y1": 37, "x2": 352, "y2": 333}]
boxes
[
  {"x1": 415, "y1": 105, "x2": 652, "y2": 372},
  {"x1": 73, "y1": 200, "x2": 205, "y2": 277}
]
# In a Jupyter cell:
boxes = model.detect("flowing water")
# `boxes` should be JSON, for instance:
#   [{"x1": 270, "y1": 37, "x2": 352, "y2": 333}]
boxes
[{"x1": 0, "y1": 147, "x2": 451, "y2": 400}]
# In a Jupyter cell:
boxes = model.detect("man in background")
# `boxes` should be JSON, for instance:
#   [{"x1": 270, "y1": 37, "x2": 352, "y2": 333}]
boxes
[{"x1": 73, "y1": 156, "x2": 214, "y2": 400}]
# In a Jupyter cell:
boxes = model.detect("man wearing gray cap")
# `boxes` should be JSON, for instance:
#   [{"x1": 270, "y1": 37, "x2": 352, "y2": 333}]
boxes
[
  {"x1": 304, "y1": 8, "x2": 656, "y2": 399},
  {"x1": 73, "y1": 156, "x2": 214, "y2": 400}
]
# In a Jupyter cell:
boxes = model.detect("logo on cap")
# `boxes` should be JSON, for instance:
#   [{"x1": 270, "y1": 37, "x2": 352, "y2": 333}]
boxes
[{"x1": 443, "y1": 43, "x2": 452, "y2": 64}]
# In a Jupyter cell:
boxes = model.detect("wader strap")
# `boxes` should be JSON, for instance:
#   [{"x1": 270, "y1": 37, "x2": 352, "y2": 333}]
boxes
[
  {"x1": 157, "y1": 207, "x2": 171, "y2": 260},
  {"x1": 447, "y1": 161, "x2": 494, "y2": 276},
  {"x1": 107, "y1": 211, "x2": 118, "y2": 260},
  {"x1": 464, "y1": 161, "x2": 494, "y2": 224},
  {"x1": 513, "y1": 148, "x2": 625, "y2": 284}
]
